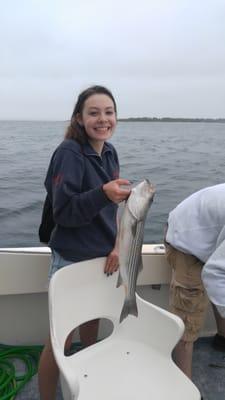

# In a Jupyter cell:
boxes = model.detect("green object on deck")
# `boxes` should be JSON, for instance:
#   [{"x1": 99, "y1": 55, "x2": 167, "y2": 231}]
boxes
[
  {"x1": 0, "y1": 344, "x2": 43, "y2": 400},
  {"x1": 0, "y1": 342, "x2": 83, "y2": 399}
]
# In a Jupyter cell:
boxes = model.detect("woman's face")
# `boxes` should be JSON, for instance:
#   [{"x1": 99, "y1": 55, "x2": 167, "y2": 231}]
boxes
[{"x1": 77, "y1": 94, "x2": 117, "y2": 146}]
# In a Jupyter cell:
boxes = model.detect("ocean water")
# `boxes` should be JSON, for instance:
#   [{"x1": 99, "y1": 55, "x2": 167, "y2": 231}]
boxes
[{"x1": 0, "y1": 120, "x2": 225, "y2": 247}]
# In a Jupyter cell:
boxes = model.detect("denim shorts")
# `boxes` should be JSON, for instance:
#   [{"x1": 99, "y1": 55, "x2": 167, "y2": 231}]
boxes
[{"x1": 48, "y1": 249, "x2": 72, "y2": 280}]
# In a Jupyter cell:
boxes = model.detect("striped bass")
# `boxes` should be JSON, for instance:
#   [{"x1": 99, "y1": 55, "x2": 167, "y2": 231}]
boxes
[{"x1": 117, "y1": 179, "x2": 156, "y2": 323}]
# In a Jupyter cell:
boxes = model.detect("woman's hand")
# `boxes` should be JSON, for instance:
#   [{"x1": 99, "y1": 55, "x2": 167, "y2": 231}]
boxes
[
  {"x1": 103, "y1": 179, "x2": 131, "y2": 203},
  {"x1": 104, "y1": 246, "x2": 119, "y2": 275}
]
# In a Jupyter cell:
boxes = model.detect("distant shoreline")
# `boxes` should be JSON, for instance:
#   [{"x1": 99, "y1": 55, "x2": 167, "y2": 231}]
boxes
[
  {"x1": 0, "y1": 118, "x2": 225, "y2": 123},
  {"x1": 118, "y1": 117, "x2": 225, "y2": 123}
]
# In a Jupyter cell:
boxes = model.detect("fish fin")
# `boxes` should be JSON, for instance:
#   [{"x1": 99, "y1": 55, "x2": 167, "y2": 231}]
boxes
[
  {"x1": 119, "y1": 297, "x2": 138, "y2": 323},
  {"x1": 116, "y1": 271, "x2": 123, "y2": 288}
]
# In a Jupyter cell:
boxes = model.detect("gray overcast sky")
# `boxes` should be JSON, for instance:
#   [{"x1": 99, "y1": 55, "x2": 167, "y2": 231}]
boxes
[{"x1": 1, "y1": 0, "x2": 225, "y2": 120}]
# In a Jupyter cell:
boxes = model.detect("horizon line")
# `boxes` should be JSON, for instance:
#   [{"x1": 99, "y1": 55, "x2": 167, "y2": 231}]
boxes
[{"x1": 0, "y1": 116, "x2": 225, "y2": 123}]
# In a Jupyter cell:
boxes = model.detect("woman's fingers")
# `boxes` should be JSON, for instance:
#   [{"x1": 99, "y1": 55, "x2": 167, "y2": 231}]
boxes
[
  {"x1": 103, "y1": 179, "x2": 131, "y2": 203},
  {"x1": 104, "y1": 252, "x2": 119, "y2": 275}
]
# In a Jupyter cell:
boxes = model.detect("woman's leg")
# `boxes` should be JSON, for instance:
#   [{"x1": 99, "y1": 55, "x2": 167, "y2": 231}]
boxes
[
  {"x1": 38, "y1": 333, "x2": 73, "y2": 400},
  {"x1": 39, "y1": 250, "x2": 99, "y2": 398},
  {"x1": 79, "y1": 318, "x2": 100, "y2": 347},
  {"x1": 38, "y1": 337, "x2": 59, "y2": 400},
  {"x1": 38, "y1": 321, "x2": 99, "y2": 400},
  {"x1": 39, "y1": 250, "x2": 73, "y2": 398}
]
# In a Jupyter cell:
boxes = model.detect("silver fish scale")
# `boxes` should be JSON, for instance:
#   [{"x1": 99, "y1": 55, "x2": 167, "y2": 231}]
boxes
[{"x1": 128, "y1": 220, "x2": 144, "y2": 296}]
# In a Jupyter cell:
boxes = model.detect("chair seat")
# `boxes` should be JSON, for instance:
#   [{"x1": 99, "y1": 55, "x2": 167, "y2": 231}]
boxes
[{"x1": 66, "y1": 337, "x2": 199, "y2": 400}]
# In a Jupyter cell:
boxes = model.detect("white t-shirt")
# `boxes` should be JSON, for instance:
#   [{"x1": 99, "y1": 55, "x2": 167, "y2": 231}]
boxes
[{"x1": 166, "y1": 183, "x2": 225, "y2": 317}]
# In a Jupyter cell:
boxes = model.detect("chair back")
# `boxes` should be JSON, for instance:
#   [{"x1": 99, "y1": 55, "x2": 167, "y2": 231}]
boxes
[{"x1": 49, "y1": 257, "x2": 124, "y2": 349}]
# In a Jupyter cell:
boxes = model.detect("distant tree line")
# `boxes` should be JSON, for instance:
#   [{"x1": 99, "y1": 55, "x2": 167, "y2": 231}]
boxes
[{"x1": 118, "y1": 117, "x2": 225, "y2": 123}]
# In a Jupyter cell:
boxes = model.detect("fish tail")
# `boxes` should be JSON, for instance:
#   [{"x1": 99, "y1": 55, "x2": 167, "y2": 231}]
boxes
[{"x1": 119, "y1": 297, "x2": 138, "y2": 323}]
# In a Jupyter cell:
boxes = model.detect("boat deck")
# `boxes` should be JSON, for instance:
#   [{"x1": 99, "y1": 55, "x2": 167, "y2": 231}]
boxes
[
  {"x1": 16, "y1": 336, "x2": 224, "y2": 400},
  {"x1": 192, "y1": 337, "x2": 225, "y2": 400}
]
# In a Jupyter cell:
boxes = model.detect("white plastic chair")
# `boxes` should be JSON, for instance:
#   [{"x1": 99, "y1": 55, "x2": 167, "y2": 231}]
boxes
[{"x1": 49, "y1": 257, "x2": 200, "y2": 400}]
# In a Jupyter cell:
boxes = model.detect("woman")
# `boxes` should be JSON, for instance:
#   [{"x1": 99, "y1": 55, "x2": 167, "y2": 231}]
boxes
[{"x1": 38, "y1": 85, "x2": 131, "y2": 399}]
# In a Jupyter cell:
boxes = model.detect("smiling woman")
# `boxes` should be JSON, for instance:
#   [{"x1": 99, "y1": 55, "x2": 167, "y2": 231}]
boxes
[
  {"x1": 76, "y1": 94, "x2": 117, "y2": 154},
  {"x1": 38, "y1": 85, "x2": 131, "y2": 400}
]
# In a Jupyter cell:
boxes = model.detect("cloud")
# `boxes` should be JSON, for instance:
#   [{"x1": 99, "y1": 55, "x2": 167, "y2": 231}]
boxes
[{"x1": 0, "y1": 0, "x2": 225, "y2": 119}]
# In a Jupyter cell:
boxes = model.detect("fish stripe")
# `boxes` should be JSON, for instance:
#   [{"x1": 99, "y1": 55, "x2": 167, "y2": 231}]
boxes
[{"x1": 127, "y1": 220, "x2": 144, "y2": 296}]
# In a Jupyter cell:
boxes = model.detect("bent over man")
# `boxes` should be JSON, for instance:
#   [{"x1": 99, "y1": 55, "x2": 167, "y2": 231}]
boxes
[{"x1": 165, "y1": 183, "x2": 225, "y2": 379}]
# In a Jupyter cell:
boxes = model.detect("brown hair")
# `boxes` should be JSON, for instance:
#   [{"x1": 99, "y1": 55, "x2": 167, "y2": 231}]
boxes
[{"x1": 65, "y1": 85, "x2": 117, "y2": 144}]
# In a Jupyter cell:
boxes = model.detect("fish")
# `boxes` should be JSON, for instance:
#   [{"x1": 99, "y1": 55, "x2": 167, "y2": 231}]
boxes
[{"x1": 117, "y1": 179, "x2": 156, "y2": 323}]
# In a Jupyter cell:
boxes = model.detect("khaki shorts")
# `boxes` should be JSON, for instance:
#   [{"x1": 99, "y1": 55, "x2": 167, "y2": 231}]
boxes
[{"x1": 165, "y1": 242, "x2": 209, "y2": 342}]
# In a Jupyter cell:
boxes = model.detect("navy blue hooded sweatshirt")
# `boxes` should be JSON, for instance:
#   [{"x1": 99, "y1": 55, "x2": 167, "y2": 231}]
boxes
[{"x1": 44, "y1": 139, "x2": 119, "y2": 262}]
